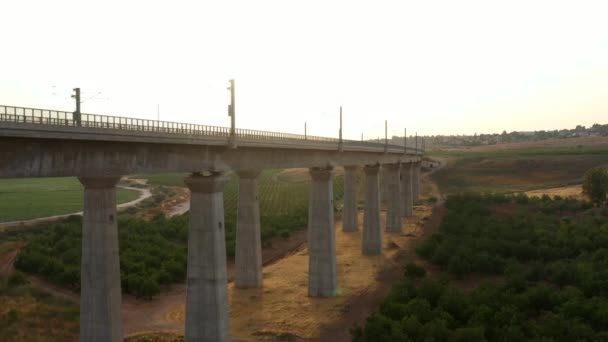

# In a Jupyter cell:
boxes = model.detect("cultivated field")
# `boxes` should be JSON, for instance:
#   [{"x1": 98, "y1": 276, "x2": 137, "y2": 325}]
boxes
[
  {"x1": 142, "y1": 169, "x2": 345, "y2": 214},
  {"x1": 0, "y1": 177, "x2": 139, "y2": 222},
  {"x1": 430, "y1": 148, "x2": 608, "y2": 194}
]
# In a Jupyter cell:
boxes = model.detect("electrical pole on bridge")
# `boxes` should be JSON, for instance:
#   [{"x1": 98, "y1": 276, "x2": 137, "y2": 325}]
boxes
[
  {"x1": 384, "y1": 120, "x2": 388, "y2": 153},
  {"x1": 228, "y1": 79, "x2": 237, "y2": 148},
  {"x1": 404, "y1": 128, "x2": 407, "y2": 155},
  {"x1": 338, "y1": 106, "x2": 343, "y2": 152},
  {"x1": 72, "y1": 88, "x2": 81, "y2": 126}
]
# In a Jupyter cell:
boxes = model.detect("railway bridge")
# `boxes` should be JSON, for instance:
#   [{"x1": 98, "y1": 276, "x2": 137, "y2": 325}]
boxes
[{"x1": 0, "y1": 105, "x2": 423, "y2": 342}]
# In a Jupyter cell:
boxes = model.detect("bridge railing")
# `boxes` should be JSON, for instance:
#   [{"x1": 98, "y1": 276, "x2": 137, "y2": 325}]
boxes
[{"x1": 0, "y1": 105, "x2": 423, "y2": 154}]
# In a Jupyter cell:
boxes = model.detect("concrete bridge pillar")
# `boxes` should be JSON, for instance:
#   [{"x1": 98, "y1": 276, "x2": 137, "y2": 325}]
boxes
[
  {"x1": 184, "y1": 172, "x2": 230, "y2": 342},
  {"x1": 308, "y1": 166, "x2": 337, "y2": 297},
  {"x1": 401, "y1": 163, "x2": 414, "y2": 217},
  {"x1": 342, "y1": 166, "x2": 358, "y2": 232},
  {"x1": 385, "y1": 163, "x2": 403, "y2": 233},
  {"x1": 413, "y1": 161, "x2": 422, "y2": 201},
  {"x1": 78, "y1": 176, "x2": 123, "y2": 342},
  {"x1": 235, "y1": 170, "x2": 263, "y2": 289},
  {"x1": 362, "y1": 164, "x2": 382, "y2": 255},
  {"x1": 380, "y1": 167, "x2": 389, "y2": 207}
]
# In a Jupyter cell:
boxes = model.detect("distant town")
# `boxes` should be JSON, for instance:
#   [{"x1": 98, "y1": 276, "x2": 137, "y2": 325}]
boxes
[{"x1": 388, "y1": 123, "x2": 608, "y2": 149}]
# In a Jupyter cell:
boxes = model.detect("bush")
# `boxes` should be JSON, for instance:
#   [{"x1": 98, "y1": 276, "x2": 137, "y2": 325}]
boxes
[
  {"x1": 6, "y1": 309, "x2": 18, "y2": 324},
  {"x1": 353, "y1": 193, "x2": 608, "y2": 341},
  {"x1": 15, "y1": 197, "x2": 309, "y2": 299},
  {"x1": 404, "y1": 263, "x2": 427, "y2": 278},
  {"x1": 583, "y1": 167, "x2": 608, "y2": 206},
  {"x1": 7, "y1": 271, "x2": 28, "y2": 287}
]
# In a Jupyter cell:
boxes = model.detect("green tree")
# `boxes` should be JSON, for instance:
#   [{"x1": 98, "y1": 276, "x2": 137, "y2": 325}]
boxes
[{"x1": 583, "y1": 167, "x2": 608, "y2": 206}]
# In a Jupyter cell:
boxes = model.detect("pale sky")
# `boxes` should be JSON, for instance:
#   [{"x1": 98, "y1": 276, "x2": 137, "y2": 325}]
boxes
[{"x1": 1, "y1": 0, "x2": 607, "y2": 138}]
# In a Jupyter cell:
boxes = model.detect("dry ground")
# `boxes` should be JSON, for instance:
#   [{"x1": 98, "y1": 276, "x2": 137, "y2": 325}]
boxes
[
  {"x1": 525, "y1": 184, "x2": 586, "y2": 201},
  {"x1": 129, "y1": 206, "x2": 434, "y2": 341}
]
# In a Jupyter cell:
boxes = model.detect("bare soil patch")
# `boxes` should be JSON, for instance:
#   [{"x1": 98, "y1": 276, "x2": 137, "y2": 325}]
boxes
[{"x1": 526, "y1": 184, "x2": 586, "y2": 200}]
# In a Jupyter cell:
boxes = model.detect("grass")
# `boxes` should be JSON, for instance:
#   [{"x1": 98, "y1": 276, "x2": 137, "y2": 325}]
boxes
[
  {"x1": 0, "y1": 177, "x2": 140, "y2": 222},
  {"x1": 431, "y1": 149, "x2": 608, "y2": 194},
  {"x1": 137, "y1": 173, "x2": 189, "y2": 187}
]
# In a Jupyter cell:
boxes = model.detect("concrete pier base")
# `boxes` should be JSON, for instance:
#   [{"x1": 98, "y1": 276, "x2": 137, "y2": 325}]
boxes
[
  {"x1": 401, "y1": 163, "x2": 414, "y2": 217},
  {"x1": 308, "y1": 166, "x2": 337, "y2": 297},
  {"x1": 184, "y1": 173, "x2": 231, "y2": 342},
  {"x1": 362, "y1": 164, "x2": 382, "y2": 255},
  {"x1": 342, "y1": 166, "x2": 358, "y2": 232},
  {"x1": 235, "y1": 170, "x2": 263, "y2": 289},
  {"x1": 78, "y1": 176, "x2": 123, "y2": 342},
  {"x1": 385, "y1": 163, "x2": 403, "y2": 232}
]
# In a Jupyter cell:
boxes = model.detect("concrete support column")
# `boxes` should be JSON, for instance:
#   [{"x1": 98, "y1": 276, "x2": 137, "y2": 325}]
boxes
[
  {"x1": 78, "y1": 176, "x2": 123, "y2": 342},
  {"x1": 401, "y1": 163, "x2": 414, "y2": 217},
  {"x1": 235, "y1": 170, "x2": 262, "y2": 289},
  {"x1": 342, "y1": 166, "x2": 358, "y2": 232},
  {"x1": 362, "y1": 164, "x2": 382, "y2": 255},
  {"x1": 184, "y1": 173, "x2": 230, "y2": 342},
  {"x1": 385, "y1": 163, "x2": 403, "y2": 233},
  {"x1": 413, "y1": 161, "x2": 422, "y2": 201},
  {"x1": 308, "y1": 166, "x2": 337, "y2": 297},
  {"x1": 380, "y1": 167, "x2": 389, "y2": 206}
]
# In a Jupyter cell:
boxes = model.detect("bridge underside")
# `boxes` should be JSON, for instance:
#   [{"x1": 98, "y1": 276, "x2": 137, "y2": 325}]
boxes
[{"x1": 0, "y1": 137, "x2": 419, "y2": 178}]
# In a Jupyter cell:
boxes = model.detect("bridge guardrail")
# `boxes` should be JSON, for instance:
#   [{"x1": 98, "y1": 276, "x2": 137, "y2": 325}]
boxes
[{"x1": 0, "y1": 105, "x2": 423, "y2": 154}]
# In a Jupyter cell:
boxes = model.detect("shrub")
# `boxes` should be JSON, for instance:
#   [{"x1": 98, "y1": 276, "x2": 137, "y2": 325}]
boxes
[
  {"x1": 6, "y1": 309, "x2": 19, "y2": 324},
  {"x1": 7, "y1": 271, "x2": 28, "y2": 287},
  {"x1": 583, "y1": 167, "x2": 608, "y2": 206},
  {"x1": 404, "y1": 263, "x2": 427, "y2": 278},
  {"x1": 354, "y1": 193, "x2": 608, "y2": 341}
]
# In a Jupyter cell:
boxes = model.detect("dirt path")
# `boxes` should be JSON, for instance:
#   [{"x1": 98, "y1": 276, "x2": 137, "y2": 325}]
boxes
[
  {"x1": 122, "y1": 229, "x2": 309, "y2": 335},
  {"x1": 526, "y1": 184, "x2": 585, "y2": 200},
  {"x1": 130, "y1": 207, "x2": 433, "y2": 341},
  {"x1": 313, "y1": 205, "x2": 443, "y2": 341},
  {"x1": 0, "y1": 241, "x2": 26, "y2": 275}
]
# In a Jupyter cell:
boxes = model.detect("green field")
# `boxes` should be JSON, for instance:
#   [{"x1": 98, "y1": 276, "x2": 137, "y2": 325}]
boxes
[
  {"x1": 0, "y1": 177, "x2": 140, "y2": 222},
  {"x1": 141, "y1": 169, "x2": 345, "y2": 214},
  {"x1": 430, "y1": 148, "x2": 608, "y2": 194}
]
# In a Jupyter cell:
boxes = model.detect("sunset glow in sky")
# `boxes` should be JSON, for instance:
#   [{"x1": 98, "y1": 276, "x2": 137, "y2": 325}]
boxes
[{"x1": 2, "y1": 0, "x2": 607, "y2": 139}]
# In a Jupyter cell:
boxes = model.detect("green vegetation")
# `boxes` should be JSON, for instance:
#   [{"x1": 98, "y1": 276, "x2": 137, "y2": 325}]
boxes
[
  {"x1": 353, "y1": 193, "x2": 608, "y2": 341},
  {"x1": 14, "y1": 208, "x2": 309, "y2": 298},
  {"x1": 141, "y1": 169, "x2": 344, "y2": 214},
  {"x1": 583, "y1": 167, "x2": 608, "y2": 206},
  {"x1": 0, "y1": 273, "x2": 78, "y2": 341},
  {"x1": 0, "y1": 177, "x2": 139, "y2": 222},
  {"x1": 14, "y1": 168, "x2": 344, "y2": 299},
  {"x1": 431, "y1": 151, "x2": 608, "y2": 194}
]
